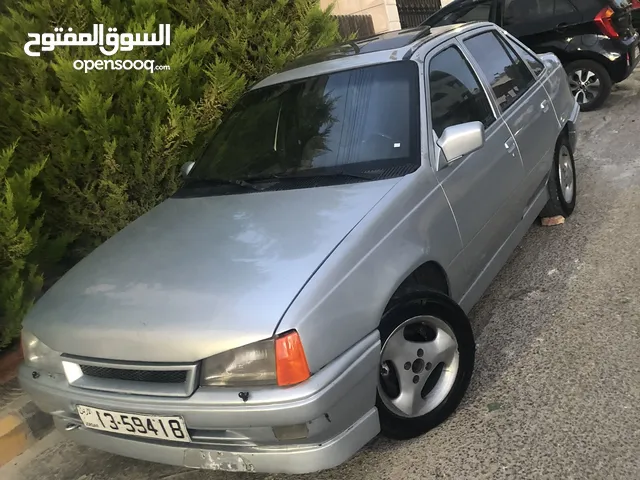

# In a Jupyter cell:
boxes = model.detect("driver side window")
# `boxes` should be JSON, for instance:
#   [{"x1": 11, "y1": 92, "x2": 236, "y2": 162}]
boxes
[{"x1": 428, "y1": 46, "x2": 496, "y2": 138}]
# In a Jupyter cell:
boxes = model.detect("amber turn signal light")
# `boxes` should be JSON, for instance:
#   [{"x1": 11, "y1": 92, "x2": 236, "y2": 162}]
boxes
[{"x1": 275, "y1": 330, "x2": 310, "y2": 386}]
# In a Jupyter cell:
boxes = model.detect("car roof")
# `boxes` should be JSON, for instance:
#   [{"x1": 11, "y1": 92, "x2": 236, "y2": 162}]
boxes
[{"x1": 251, "y1": 22, "x2": 490, "y2": 90}]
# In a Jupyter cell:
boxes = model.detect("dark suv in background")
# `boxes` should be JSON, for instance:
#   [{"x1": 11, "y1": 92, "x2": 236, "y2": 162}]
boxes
[{"x1": 423, "y1": 0, "x2": 639, "y2": 111}]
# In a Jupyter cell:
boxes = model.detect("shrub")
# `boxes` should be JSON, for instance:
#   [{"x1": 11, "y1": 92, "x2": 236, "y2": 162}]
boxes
[
  {"x1": 0, "y1": 0, "x2": 339, "y2": 343},
  {"x1": 0, "y1": 0, "x2": 339, "y2": 256},
  {"x1": 0, "y1": 142, "x2": 45, "y2": 348}
]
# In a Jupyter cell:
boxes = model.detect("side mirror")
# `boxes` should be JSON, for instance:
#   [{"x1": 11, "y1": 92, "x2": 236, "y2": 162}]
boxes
[
  {"x1": 435, "y1": 121, "x2": 485, "y2": 171},
  {"x1": 180, "y1": 161, "x2": 195, "y2": 178}
]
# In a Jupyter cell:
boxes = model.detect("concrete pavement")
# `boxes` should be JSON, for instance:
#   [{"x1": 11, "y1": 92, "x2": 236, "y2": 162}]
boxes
[{"x1": 2, "y1": 71, "x2": 640, "y2": 480}]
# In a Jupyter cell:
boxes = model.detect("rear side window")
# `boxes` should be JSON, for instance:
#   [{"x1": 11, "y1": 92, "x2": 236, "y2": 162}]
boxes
[
  {"x1": 504, "y1": 37, "x2": 545, "y2": 76},
  {"x1": 555, "y1": 0, "x2": 578, "y2": 14},
  {"x1": 428, "y1": 47, "x2": 496, "y2": 137},
  {"x1": 464, "y1": 32, "x2": 535, "y2": 112},
  {"x1": 504, "y1": 0, "x2": 577, "y2": 25}
]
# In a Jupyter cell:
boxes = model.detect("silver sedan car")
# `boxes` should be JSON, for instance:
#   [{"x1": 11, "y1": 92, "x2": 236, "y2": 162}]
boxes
[{"x1": 20, "y1": 21, "x2": 579, "y2": 474}]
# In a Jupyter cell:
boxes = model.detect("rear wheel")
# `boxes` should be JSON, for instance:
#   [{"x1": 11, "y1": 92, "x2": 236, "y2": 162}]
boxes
[
  {"x1": 565, "y1": 60, "x2": 612, "y2": 112},
  {"x1": 377, "y1": 290, "x2": 475, "y2": 440},
  {"x1": 540, "y1": 135, "x2": 576, "y2": 219}
]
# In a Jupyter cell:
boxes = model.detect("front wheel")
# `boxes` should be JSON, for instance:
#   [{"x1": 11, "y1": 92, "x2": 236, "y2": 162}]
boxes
[
  {"x1": 377, "y1": 291, "x2": 475, "y2": 440},
  {"x1": 565, "y1": 60, "x2": 612, "y2": 112}
]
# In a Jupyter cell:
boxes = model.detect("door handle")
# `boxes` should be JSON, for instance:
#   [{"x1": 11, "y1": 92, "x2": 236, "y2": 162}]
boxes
[
  {"x1": 504, "y1": 138, "x2": 517, "y2": 155},
  {"x1": 541, "y1": 100, "x2": 550, "y2": 113},
  {"x1": 555, "y1": 22, "x2": 569, "y2": 31}
]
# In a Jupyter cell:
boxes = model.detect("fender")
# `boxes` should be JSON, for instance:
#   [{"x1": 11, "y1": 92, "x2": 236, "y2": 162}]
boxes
[{"x1": 276, "y1": 169, "x2": 465, "y2": 372}]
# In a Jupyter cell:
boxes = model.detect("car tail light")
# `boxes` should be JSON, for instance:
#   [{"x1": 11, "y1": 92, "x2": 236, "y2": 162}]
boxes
[
  {"x1": 595, "y1": 6, "x2": 619, "y2": 39},
  {"x1": 275, "y1": 330, "x2": 310, "y2": 386}
]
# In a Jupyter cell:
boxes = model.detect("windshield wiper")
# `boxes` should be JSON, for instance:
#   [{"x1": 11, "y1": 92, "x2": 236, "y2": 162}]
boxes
[
  {"x1": 184, "y1": 178, "x2": 263, "y2": 191},
  {"x1": 249, "y1": 169, "x2": 376, "y2": 181},
  {"x1": 303, "y1": 170, "x2": 376, "y2": 180}
]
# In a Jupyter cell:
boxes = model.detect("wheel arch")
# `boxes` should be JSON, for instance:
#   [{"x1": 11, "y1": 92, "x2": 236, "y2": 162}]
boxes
[
  {"x1": 559, "y1": 51, "x2": 617, "y2": 81},
  {"x1": 384, "y1": 260, "x2": 451, "y2": 312}
]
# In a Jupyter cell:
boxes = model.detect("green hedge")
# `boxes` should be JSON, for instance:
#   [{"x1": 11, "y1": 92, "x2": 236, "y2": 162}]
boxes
[{"x1": 0, "y1": 0, "x2": 340, "y2": 347}]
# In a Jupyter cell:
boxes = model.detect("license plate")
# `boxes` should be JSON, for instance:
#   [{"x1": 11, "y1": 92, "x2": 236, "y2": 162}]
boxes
[{"x1": 76, "y1": 405, "x2": 191, "y2": 443}]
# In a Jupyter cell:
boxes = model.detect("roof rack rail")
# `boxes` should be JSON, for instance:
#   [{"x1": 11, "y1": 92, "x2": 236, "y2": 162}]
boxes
[{"x1": 402, "y1": 26, "x2": 432, "y2": 60}]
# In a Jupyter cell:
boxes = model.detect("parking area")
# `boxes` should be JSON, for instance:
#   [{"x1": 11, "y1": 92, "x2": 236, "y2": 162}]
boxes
[{"x1": 3, "y1": 71, "x2": 640, "y2": 480}]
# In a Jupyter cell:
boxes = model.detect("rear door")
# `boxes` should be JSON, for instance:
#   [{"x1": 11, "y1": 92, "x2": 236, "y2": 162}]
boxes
[
  {"x1": 424, "y1": 39, "x2": 525, "y2": 286},
  {"x1": 462, "y1": 29, "x2": 559, "y2": 214}
]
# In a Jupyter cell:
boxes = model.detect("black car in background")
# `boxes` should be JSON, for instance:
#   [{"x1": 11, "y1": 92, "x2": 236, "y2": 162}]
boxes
[
  {"x1": 632, "y1": 0, "x2": 640, "y2": 30},
  {"x1": 423, "y1": 0, "x2": 639, "y2": 111}
]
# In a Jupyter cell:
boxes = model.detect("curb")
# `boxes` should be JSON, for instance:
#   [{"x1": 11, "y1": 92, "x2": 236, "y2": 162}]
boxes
[{"x1": 0, "y1": 386, "x2": 54, "y2": 467}]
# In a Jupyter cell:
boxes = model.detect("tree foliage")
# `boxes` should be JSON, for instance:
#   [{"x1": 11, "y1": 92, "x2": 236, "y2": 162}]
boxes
[
  {"x1": 0, "y1": 142, "x2": 45, "y2": 347},
  {"x1": 0, "y1": 0, "x2": 340, "y2": 345}
]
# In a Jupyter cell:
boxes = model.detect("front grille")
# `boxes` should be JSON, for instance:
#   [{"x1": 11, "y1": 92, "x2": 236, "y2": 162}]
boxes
[{"x1": 79, "y1": 365, "x2": 188, "y2": 384}]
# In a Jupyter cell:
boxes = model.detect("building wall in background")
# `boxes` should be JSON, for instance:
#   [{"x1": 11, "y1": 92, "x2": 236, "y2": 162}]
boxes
[{"x1": 320, "y1": 0, "x2": 401, "y2": 33}]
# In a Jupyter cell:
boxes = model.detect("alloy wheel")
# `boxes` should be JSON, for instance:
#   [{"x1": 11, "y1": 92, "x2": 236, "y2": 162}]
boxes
[
  {"x1": 568, "y1": 69, "x2": 601, "y2": 106},
  {"x1": 378, "y1": 315, "x2": 459, "y2": 418},
  {"x1": 558, "y1": 144, "x2": 574, "y2": 204}
]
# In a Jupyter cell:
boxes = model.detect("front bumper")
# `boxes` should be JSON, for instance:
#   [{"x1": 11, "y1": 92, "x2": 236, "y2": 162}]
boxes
[{"x1": 20, "y1": 332, "x2": 381, "y2": 474}]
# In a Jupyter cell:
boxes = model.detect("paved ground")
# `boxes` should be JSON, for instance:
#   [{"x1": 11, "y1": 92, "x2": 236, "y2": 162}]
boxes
[{"x1": 2, "y1": 71, "x2": 640, "y2": 480}]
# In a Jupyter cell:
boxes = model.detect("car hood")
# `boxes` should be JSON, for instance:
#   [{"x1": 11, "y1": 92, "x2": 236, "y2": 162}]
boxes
[{"x1": 24, "y1": 180, "x2": 398, "y2": 363}]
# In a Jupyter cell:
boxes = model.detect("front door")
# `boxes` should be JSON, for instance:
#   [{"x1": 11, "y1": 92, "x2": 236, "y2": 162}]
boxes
[{"x1": 425, "y1": 43, "x2": 526, "y2": 291}]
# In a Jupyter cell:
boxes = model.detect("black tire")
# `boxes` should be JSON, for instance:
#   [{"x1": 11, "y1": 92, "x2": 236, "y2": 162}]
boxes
[
  {"x1": 564, "y1": 59, "x2": 612, "y2": 112},
  {"x1": 540, "y1": 135, "x2": 577, "y2": 219},
  {"x1": 377, "y1": 290, "x2": 475, "y2": 440}
]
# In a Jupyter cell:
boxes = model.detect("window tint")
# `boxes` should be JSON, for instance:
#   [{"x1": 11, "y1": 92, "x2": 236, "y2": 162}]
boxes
[
  {"x1": 506, "y1": 38, "x2": 545, "y2": 76},
  {"x1": 505, "y1": 0, "x2": 553, "y2": 23},
  {"x1": 188, "y1": 62, "x2": 420, "y2": 184},
  {"x1": 464, "y1": 32, "x2": 535, "y2": 112},
  {"x1": 504, "y1": 0, "x2": 577, "y2": 25},
  {"x1": 457, "y1": 4, "x2": 492, "y2": 21},
  {"x1": 431, "y1": 1, "x2": 492, "y2": 27},
  {"x1": 555, "y1": 0, "x2": 578, "y2": 14},
  {"x1": 428, "y1": 47, "x2": 496, "y2": 138}
]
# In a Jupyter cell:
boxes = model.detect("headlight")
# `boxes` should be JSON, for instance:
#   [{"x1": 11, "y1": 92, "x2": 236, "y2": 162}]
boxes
[
  {"x1": 21, "y1": 330, "x2": 64, "y2": 374},
  {"x1": 200, "y1": 330, "x2": 310, "y2": 387},
  {"x1": 201, "y1": 338, "x2": 276, "y2": 387}
]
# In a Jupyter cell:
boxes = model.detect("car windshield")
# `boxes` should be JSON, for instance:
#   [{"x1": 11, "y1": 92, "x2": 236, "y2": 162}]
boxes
[{"x1": 187, "y1": 61, "x2": 420, "y2": 184}]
